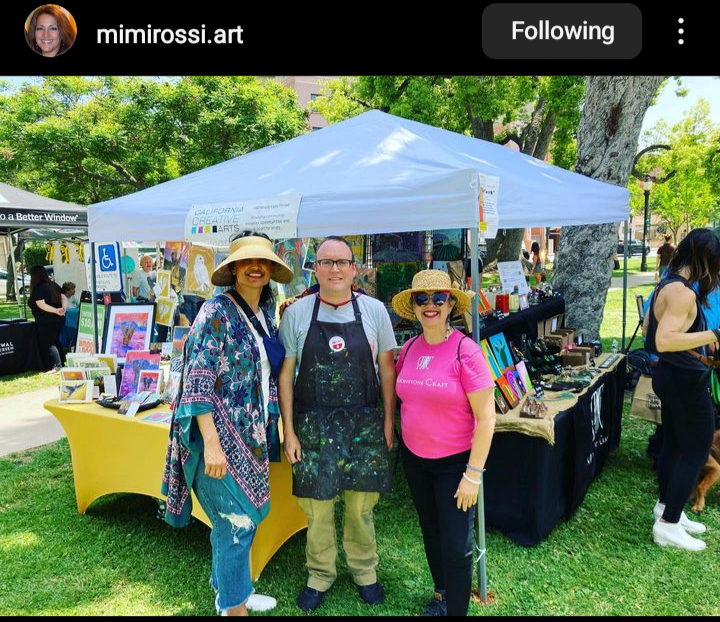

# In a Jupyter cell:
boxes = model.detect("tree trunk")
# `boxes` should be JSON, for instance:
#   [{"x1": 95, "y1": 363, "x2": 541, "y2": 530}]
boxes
[
  {"x1": 534, "y1": 110, "x2": 556, "y2": 161},
  {"x1": 552, "y1": 76, "x2": 665, "y2": 340}
]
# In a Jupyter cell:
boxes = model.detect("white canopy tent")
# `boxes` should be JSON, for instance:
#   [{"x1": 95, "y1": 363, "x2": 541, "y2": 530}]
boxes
[
  {"x1": 88, "y1": 110, "x2": 628, "y2": 242},
  {"x1": 86, "y1": 110, "x2": 631, "y2": 601}
]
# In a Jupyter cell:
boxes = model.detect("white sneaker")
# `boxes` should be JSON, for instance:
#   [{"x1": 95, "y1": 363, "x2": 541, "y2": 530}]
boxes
[
  {"x1": 246, "y1": 593, "x2": 277, "y2": 612},
  {"x1": 653, "y1": 519, "x2": 706, "y2": 551},
  {"x1": 653, "y1": 501, "x2": 706, "y2": 534}
]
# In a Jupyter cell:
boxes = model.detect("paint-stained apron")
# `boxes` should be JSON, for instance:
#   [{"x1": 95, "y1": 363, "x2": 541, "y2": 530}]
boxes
[{"x1": 292, "y1": 295, "x2": 392, "y2": 500}]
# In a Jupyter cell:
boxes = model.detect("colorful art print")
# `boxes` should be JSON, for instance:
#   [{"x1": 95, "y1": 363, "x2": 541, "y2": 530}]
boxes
[
  {"x1": 163, "y1": 242, "x2": 189, "y2": 291},
  {"x1": 156, "y1": 270, "x2": 172, "y2": 298},
  {"x1": 142, "y1": 411, "x2": 173, "y2": 424},
  {"x1": 59, "y1": 380, "x2": 94, "y2": 403},
  {"x1": 432, "y1": 229, "x2": 463, "y2": 262},
  {"x1": 303, "y1": 238, "x2": 319, "y2": 272},
  {"x1": 96, "y1": 354, "x2": 117, "y2": 374},
  {"x1": 155, "y1": 296, "x2": 177, "y2": 327},
  {"x1": 162, "y1": 370, "x2": 182, "y2": 404},
  {"x1": 171, "y1": 326, "x2": 191, "y2": 358},
  {"x1": 354, "y1": 268, "x2": 377, "y2": 298},
  {"x1": 494, "y1": 387, "x2": 509, "y2": 414},
  {"x1": 496, "y1": 376, "x2": 519, "y2": 408},
  {"x1": 515, "y1": 361, "x2": 534, "y2": 395},
  {"x1": 119, "y1": 351, "x2": 161, "y2": 397},
  {"x1": 345, "y1": 235, "x2": 366, "y2": 264},
  {"x1": 479, "y1": 339, "x2": 502, "y2": 381},
  {"x1": 504, "y1": 370, "x2": 524, "y2": 401},
  {"x1": 488, "y1": 332, "x2": 514, "y2": 372},
  {"x1": 149, "y1": 342, "x2": 163, "y2": 355},
  {"x1": 372, "y1": 232, "x2": 423, "y2": 264},
  {"x1": 518, "y1": 293, "x2": 530, "y2": 311},
  {"x1": 85, "y1": 366, "x2": 112, "y2": 383},
  {"x1": 274, "y1": 238, "x2": 310, "y2": 298},
  {"x1": 60, "y1": 368, "x2": 86, "y2": 381},
  {"x1": 75, "y1": 302, "x2": 105, "y2": 354},
  {"x1": 376, "y1": 262, "x2": 420, "y2": 305},
  {"x1": 103, "y1": 304, "x2": 155, "y2": 363},
  {"x1": 186, "y1": 245, "x2": 215, "y2": 298},
  {"x1": 74, "y1": 357, "x2": 104, "y2": 369},
  {"x1": 137, "y1": 369, "x2": 163, "y2": 394}
]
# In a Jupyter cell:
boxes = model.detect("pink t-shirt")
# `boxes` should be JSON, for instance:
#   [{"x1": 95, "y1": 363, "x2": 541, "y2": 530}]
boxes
[{"x1": 396, "y1": 330, "x2": 494, "y2": 459}]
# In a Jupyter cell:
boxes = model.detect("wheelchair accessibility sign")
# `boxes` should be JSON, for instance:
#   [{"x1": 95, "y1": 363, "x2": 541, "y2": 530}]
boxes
[{"x1": 85, "y1": 242, "x2": 123, "y2": 293}]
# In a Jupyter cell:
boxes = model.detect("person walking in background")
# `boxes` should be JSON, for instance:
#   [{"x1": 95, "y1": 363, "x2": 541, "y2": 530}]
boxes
[
  {"x1": 655, "y1": 234, "x2": 676, "y2": 281},
  {"x1": 530, "y1": 241, "x2": 546, "y2": 284}
]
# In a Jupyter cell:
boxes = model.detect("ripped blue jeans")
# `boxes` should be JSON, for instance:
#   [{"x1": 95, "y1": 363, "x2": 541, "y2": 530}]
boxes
[{"x1": 194, "y1": 460, "x2": 256, "y2": 612}]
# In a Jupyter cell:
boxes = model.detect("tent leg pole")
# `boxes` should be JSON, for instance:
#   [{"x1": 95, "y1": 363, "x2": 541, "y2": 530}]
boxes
[
  {"x1": 90, "y1": 243, "x2": 99, "y2": 353},
  {"x1": 471, "y1": 230, "x2": 480, "y2": 342},
  {"x1": 621, "y1": 220, "x2": 629, "y2": 350},
  {"x1": 7, "y1": 234, "x2": 21, "y2": 316}
]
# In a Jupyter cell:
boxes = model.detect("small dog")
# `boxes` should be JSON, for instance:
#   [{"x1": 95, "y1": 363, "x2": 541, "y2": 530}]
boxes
[{"x1": 692, "y1": 430, "x2": 720, "y2": 513}]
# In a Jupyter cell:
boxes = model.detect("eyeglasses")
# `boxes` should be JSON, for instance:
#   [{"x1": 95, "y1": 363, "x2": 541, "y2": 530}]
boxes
[
  {"x1": 412, "y1": 291, "x2": 452, "y2": 307},
  {"x1": 316, "y1": 259, "x2": 355, "y2": 269}
]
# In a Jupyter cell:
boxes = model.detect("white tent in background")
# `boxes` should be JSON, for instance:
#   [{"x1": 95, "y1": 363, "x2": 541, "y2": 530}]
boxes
[{"x1": 88, "y1": 110, "x2": 628, "y2": 242}]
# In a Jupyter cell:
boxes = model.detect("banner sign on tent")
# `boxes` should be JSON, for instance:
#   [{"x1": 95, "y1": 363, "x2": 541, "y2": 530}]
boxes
[
  {"x1": 0, "y1": 207, "x2": 88, "y2": 227},
  {"x1": 185, "y1": 194, "x2": 301, "y2": 246},
  {"x1": 84, "y1": 242, "x2": 123, "y2": 293},
  {"x1": 478, "y1": 173, "x2": 500, "y2": 240}
]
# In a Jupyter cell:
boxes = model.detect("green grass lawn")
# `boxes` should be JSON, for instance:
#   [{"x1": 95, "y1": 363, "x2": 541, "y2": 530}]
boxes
[
  {"x1": 0, "y1": 301, "x2": 30, "y2": 321},
  {"x1": 612, "y1": 257, "x2": 644, "y2": 278},
  {"x1": 1, "y1": 411, "x2": 718, "y2": 616}
]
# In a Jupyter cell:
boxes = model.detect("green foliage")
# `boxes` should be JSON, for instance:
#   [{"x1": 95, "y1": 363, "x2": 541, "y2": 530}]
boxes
[
  {"x1": 22, "y1": 242, "x2": 47, "y2": 269},
  {"x1": 0, "y1": 77, "x2": 307, "y2": 205},
  {"x1": 631, "y1": 100, "x2": 719, "y2": 239}
]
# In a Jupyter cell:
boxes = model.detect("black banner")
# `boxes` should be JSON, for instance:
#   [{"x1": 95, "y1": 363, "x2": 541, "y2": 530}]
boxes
[{"x1": 0, "y1": 208, "x2": 87, "y2": 227}]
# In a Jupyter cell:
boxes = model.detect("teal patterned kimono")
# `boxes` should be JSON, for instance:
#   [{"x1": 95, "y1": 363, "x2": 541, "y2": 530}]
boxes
[{"x1": 162, "y1": 295, "x2": 281, "y2": 528}]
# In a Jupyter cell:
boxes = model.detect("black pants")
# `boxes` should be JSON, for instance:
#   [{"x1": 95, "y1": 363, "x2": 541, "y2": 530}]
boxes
[
  {"x1": 35, "y1": 321, "x2": 64, "y2": 370},
  {"x1": 652, "y1": 362, "x2": 715, "y2": 522},
  {"x1": 401, "y1": 443, "x2": 474, "y2": 616}
]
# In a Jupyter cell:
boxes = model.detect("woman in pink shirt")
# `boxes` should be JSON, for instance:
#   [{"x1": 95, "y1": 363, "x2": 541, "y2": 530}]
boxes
[{"x1": 392, "y1": 270, "x2": 495, "y2": 617}]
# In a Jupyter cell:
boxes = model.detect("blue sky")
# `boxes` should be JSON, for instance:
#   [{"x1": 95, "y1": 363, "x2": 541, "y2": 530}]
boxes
[{"x1": 3, "y1": 75, "x2": 719, "y2": 135}]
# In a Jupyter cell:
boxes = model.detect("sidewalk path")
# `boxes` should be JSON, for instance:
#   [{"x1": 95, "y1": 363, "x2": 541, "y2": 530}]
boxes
[
  {"x1": 609, "y1": 271, "x2": 656, "y2": 290},
  {"x1": 0, "y1": 386, "x2": 65, "y2": 457}
]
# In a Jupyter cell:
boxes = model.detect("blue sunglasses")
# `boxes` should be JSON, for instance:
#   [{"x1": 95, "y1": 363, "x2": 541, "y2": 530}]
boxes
[{"x1": 412, "y1": 291, "x2": 452, "y2": 307}]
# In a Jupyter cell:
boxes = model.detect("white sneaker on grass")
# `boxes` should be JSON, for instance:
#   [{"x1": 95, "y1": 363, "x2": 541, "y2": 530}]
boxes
[
  {"x1": 653, "y1": 519, "x2": 706, "y2": 551},
  {"x1": 246, "y1": 593, "x2": 277, "y2": 612},
  {"x1": 653, "y1": 501, "x2": 706, "y2": 534}
]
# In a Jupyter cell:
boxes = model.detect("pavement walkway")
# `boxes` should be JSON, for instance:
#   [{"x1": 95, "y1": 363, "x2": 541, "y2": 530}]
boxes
[{"x1": 0, "y1": 386, "x2": 65, "y2": 457}]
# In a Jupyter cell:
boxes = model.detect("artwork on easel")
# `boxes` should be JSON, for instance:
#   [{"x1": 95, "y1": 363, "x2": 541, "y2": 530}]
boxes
[
  {"x1": 186, "y1": 245, "x2": 215, "y2": 298},
  {"x1": 432, "y1": 229, "x2": 463, "y2": 262},
  {"x1": 275, "y1": 238, "x2": 310, "y2": 298},
  {"x1": 488, "y1": 332, "x2": 515, "y2": 372},
  {"x1": 479, "y1": 339, "x2": 502, "y2": 380},
  {"x1": 102, "y1": 303, "x2": 155, "y2": 363},
  {"x1": 163, "y1": 242, "x2": 189, "y2": 292}
]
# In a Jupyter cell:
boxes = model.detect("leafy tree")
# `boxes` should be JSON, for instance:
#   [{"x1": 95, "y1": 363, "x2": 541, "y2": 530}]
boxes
[{"x1": 0, "y1": 77, "x2": 307, "y2": 204}]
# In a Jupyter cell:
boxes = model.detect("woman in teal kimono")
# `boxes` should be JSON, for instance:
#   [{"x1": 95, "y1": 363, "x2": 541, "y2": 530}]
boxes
[{"x1": 162, "y1": 232, "x2": 293, "y2": 616}]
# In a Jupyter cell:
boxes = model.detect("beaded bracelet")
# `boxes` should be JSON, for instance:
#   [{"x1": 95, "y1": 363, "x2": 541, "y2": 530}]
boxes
[
  {"x1": 465, "y1": 464, "x2": 485, "y2": 474},
  {"x1": 462, "y1": 472, "x2": 482, "y2": 485}
]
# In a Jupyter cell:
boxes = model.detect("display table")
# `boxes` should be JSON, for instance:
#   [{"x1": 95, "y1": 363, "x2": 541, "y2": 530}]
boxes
[
  {"x1": 44, "y1": 400, "x2": 307, "y2": 581},
  {"x1": 0, "y1": 320, "x2": 42, "y2": 376},
  {"x1": 484, "y1": 354, "x2": 626, "y2": 545},
  {"x1": 478, "y1": 296, "x2": 565, "y2": 344}
]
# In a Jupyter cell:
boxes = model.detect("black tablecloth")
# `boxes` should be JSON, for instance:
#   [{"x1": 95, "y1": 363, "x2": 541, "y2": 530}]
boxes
[
  {"x1": 478, "y1": 297, "x2": 565, "y2": 345},
  {"x1": 0, "y1": 320, "x2": 43, "y2": 376},
  {"x1": 484, "y1": 358, "x2": 626, "y2": 546}
]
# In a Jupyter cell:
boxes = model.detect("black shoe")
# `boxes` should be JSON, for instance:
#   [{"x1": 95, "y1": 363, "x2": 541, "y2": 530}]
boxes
[
  {"x1": 357, "y1": 582, "x2": 385, "y2": 605},
  {"x1": 296, "y1": 587, "x2": 327, "y2": 612},
  {"x1": 420, "y1": 592, "x2": 447, "y2": 616}
]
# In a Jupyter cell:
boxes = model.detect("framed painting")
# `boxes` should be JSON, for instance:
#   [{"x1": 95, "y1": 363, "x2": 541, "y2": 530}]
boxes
[{"x1": 101, "y1": 303, "x2": 155, "y2": 363}]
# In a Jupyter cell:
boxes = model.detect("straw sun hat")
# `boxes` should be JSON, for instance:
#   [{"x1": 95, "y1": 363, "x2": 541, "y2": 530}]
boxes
[
  {"x1": 211, "y1": 235, "x2": 294, "y2": 286},
  {"x1": 391, "y1": 269, "x2": 472, "y2": 321}
]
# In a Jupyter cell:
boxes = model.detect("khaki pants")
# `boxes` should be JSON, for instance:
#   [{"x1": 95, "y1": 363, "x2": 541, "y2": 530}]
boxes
[{"x1": 297, "y1": 491, "x2": 380, "y2": 591}]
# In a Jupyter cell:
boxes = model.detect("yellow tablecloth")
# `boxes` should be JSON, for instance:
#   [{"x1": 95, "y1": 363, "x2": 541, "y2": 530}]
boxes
[{"x1": 44, "y1": 399, "x2": 307, "y2": 581}]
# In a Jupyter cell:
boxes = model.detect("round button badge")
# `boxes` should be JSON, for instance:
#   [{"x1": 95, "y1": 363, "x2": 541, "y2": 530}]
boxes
[{"x1": 329, "y1": 336, "x2": 346, "y2": 352}]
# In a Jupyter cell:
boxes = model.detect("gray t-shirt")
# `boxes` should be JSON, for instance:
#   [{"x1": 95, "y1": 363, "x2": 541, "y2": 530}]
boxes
[
  {"x1": 131, "y1": 269, "x2": 156, "y2": 299},
  {"x1": 279, "y1": 293, "x2": 397, "y2": 374}
]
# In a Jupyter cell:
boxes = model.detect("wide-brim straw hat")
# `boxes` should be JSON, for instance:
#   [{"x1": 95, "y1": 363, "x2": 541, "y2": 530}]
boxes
[
  {"x1": 211, "y1": 236, "x2": 294, "y2": 286},
  {"x1": 391, "y1": 269, "x2": 472, "y2": 321}
]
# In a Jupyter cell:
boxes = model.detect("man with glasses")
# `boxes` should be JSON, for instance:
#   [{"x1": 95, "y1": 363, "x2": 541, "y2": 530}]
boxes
[{"x1": 278, "y1": 236, "x2": 397, "y2": 612}]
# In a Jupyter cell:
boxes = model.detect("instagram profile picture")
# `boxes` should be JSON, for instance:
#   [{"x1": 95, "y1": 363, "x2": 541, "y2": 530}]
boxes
[{"x1": 25, "y1": 5, "x2": 76, "y2": 57}]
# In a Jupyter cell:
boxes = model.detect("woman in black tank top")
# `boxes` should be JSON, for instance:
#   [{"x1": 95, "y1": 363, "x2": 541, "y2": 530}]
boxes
[{"x1": 645, "y1": 228, "x2": 720, "y2": 551}]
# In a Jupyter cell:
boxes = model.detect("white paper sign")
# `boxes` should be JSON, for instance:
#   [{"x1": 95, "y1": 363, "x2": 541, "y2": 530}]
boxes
[
  {"x1": 478, "y1": 173, "x2": 500, "y2": 240},
  {"x1": 497, "y1": 260, "x2": 530, "y2": 296},
  {"x1": 185, "y1": 195, "x2": 301, "y2": 246}
]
